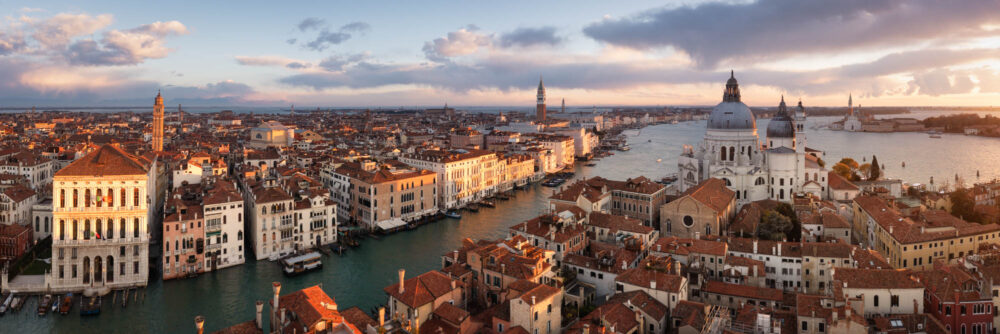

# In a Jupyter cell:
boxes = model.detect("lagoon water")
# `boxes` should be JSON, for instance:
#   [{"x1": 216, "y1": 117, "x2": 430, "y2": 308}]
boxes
[{"x1": 4, "y1": 110, "x2": 1000, "y2": 333}]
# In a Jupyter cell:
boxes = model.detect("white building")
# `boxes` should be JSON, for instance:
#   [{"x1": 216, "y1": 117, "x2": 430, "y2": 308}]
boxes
[
  {"x1": 202, "y1": 179, "x2": 245, "y2": 270},
  {"x1": 398, "y1": 149, "x2": 502, "y2": 209},
  {"x1": 0, "y1": 152, "x2": 54, "y2": 191},
  {"x1": 677, "y1": 73, "x2": 828, "y2": 208},
  {"x1": 245, "y1": 182, "x2": 296, "y2": 261},
  {"x1": 49, "y1": 144, "x2": 155, "y2": 292},
  {"x1": 0, "y1": 184, "x2": 38, "y2": 225},
  {"x1": 31, "y1": 199, "x2": 52, "y2": 241},
  {"x1": 249, "y1": 121, "x2": 294, "y2": 148}
]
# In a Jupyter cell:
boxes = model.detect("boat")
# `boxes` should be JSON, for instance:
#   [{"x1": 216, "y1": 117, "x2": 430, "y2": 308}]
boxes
[
  {"x1": 0, "y1": 293, "x2": 12, "y2": 315},
  {"x1": 59, "y1": 294, "x2": 73, "y2": 315},
  {"x1": 51, "y1": 295, "x2": 60, "y2": 313},
  {"x1": 443, "y1": 210, "x2": 462, "y2": 219},
  {"x1": 480, "y1": 200, "x2": 495, "y2": 208},
  {"x1": 619, "y1": 146, "x2": 631, "y2": 151},
  {"x1": 281, "y1": 252, "x2": 323, "y2": 276},
  {"x1": 929, "y1": 134, "x2": 942, "y2": 138},
  {"x1": 38, "y1": 295, "x2": 52, "y2": 316},
  {"x1": 656, "y1": 158, "x2": 662, "y2": 163},
  {"x1": 465, "y1": 204, "x2": 480, "y2": 212},
  {"x1": 10, "y1": 295, "x2": 24, "y2": 311},
  {"x1": 80, "y1": 297, "x2": 101, "y2": 316},
  {"x1": 584, "y1": 163, "x2": 596, "y2": 167}
]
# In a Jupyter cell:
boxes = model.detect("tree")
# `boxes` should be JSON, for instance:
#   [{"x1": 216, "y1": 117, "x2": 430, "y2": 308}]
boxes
[
  {"x1": 758, "y1": 210, "x2": 794, "y2": 241},
  {"x1": 832, "y1": 163, "x2": 853, "y2": 180},
  {"x1": 859, "y1": 163, "x2": 872, "y2": 180},
  {"x1": 838, "y1": 158, "x2": 859, "y2": 170},
  {"x1": 870, "y1": 155, "x2": 881, "y2": 180},
  {"x1": 950, "y1": 187, "x2": 980, "y2": 223}
]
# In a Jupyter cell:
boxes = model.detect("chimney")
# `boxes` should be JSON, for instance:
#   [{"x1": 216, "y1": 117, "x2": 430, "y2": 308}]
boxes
[
  {"x1": 398, "y1": 269, "x2": 406, "y2": 294},
  {"x1": 451, "y1": 280, "x2": 457, "y2": 290},
  {"x1": 583, "y1": 324, "x2": 590, "y2": 334},
  {"x1": 195, "y1": 316, "x2": 205, "y2": 334},
  {"x1": 622, "y1": 260, "x2": 627, "y2": 270},
  {"x1": 650, "y1": 280, "x2": 657, "y2": 290},
  {"x1": 271, "y1": 282, "x2": 281, "y2": 333},
  {"x1": 453, "y1": 250, "x2": 459, "y2": 262},
  {"x1": 889, "y1": 225, "x2": 894, "y2": 234},
  {"x1": 280, "y1": 307, "x2": 287, "y2": 329},
  {"x1": 532, "y1": 295, "x2": 537, "y2": 305},
  {"x1": 777, "y1": 243, "x2": 782, "y2": 256},
  {"x1": 753, "y1": 240, "x2": 758, "y2": 253},
  {"x1": 255, "y1": 301, "x2": 264, "y2": 329},
  {"x1": 695, "y1": 232, "x2": 700, "y2": 240},
  {"x1": 832, "y1": 310, "x2": 838, "y2": 323}
]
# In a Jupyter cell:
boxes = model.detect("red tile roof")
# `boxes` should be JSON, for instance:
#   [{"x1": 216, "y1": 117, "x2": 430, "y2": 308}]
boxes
[{"x1": 56, "y1": 144, "x2": 149, "y2": 177}]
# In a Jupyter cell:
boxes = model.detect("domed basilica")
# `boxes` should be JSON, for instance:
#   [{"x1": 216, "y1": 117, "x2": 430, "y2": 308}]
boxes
[{"x1": 677, "y1": 72, "x2": 828, "y2": 207}]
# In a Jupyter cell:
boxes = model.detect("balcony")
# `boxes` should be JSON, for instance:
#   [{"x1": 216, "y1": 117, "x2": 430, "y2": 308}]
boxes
[{"x1": 206, "y1": 222, "x2": 222, "y2": 233}]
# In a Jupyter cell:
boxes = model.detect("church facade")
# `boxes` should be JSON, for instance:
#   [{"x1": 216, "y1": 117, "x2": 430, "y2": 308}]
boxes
[{"x1": 677, "y1": 73, "x2": 829, "y2": 209}]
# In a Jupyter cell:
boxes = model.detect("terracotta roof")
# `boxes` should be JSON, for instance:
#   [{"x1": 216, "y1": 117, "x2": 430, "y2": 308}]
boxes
[
  {"x1": 383, "y1": 270, "x2": 459, "y2": 309},
  {"x1": 275, "y1": 285, "x2": 350, "y2": 331},
  {"x1": 833, "y1": 268, "x2": 923, "y2": 289},
  {"x1": 340, "y1": 307, "x2": 376, "y2": 331},
  {"x1": 2, "y1": 184, "x2": 36, "y2": 202},
  {"x1": 588, "y1": 212, "x2": 654, "y2": 235},
  {"x1": 56, "y1": 144, "x2": 149, "y2": 177},
  {"x1": 828, "y1": 171, "x2": 859, "y2": 191},
  {"x1": 679, "y1": 178, "x2": 735, "y2": 212},
  {"x1": 607, "y1": 290, "x2": 667, "y2": 320},
  {"x1": 615, "y1": 267, "x2": 685, "y2": 293}
]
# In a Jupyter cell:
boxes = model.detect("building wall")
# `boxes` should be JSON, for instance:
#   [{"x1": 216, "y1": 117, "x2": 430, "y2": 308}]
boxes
[
  {"x1": 162, "y1": 215, "x2": 204, "y2": 280},
  {"x1": 50, "y1": 173, "x2": 151, "y2": 291},
  {"x1": 31, "y1": 202, "x2": 52, "y2": 241},
  {"x1": 203, "y1": 199, "x2": 245, "y2": 270},
  {"x1": 510, "y1": 292, "x2": 563, "y2": 334},
  {"x1": 844, "y1": 287, "x2": 923, "y2": 316},
  {"x1": 248, "y1": 198, "x2": 295, "y2": 260},
  {"x1": 660, "y1": 197, "x2": 731, "y2": 239}
]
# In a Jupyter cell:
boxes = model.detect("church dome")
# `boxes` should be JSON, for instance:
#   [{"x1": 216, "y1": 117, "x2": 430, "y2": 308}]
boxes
[
  {"x1": 707, "y1": 72, "x2": 757, "y2": 130},
  {"x1": 766, "y1": 96, "x2": 795, "y2": 138}
]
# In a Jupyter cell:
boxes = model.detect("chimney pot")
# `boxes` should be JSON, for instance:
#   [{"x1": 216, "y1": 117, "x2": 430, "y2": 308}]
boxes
[
  {"x1": 398, "y1": 269, "x2": 406, "y2": 294},
  {"x1": 255, "y1": 301, "x2": 264, "y2": 330},
  {"x1": 195, "y1": 316, "x2": 205, "y2": 334}
]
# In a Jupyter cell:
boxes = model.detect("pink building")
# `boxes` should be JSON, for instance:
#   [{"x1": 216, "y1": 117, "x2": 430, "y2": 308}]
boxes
[{"x1": 162, "y1": 205, "x2": 205, "y2": 280}]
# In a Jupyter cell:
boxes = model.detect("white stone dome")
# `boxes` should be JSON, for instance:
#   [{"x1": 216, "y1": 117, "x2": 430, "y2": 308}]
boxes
[{"x1": 708, "y1": 101, "x2": 756, "y2": 130}]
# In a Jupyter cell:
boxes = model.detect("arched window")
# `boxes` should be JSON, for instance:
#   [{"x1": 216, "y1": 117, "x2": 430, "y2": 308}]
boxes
[
  {"x1": 107, "y1": 219, "x2": 114, "y2": 240},
  {"x1": 223, "y1": 216, "x2": 227, "y2": 224},
  {"x1": 35, "y1": 216, "x2": 39, "y2": 231},
  {"x1": 686, "y1": 172, "x2": 695, "y2": 182},
  {"x1": 95, "y1": 219, "x2": 102, "y2": 239},
  {"x1": 108, "y1": 188, "x2": 114, "y2": 207},
  {"x1": 120, "y1": 188, "x2": 126, "y2": 207},
  {"x1": 779, "y1": 189, "x2": 785, "y2": 200},
  {"x1": 238, "y1": 231, "x2": 243, "y2": 240},
  {"x1": 82, "y1": 257, "x2": 91, "y2": 284},
  {"x1": 60, "y1": 220, "x2": 65, "y2": 240},
  {"x1": 73, "y1": 189, "x2": 78, "y2": 207},
  {"x1": 223, "y1": 233, "x2": 228, "y2": 243},
  {"x1": 723, "y1": 178, "x2": 732, "y2": 187},
  {"x1": 873, "y1": 295, "x2": 879, "y2": 307},
  {"x1": 60, "y1": 189, "x2": 65, "y2": 208},
  {"x1": 120, "y1": 218, "x2": 126, "y2": 238},
  {"x1": 94, "y1": 256, "x2": 103, "y2": 282},
  {"x1": 84, "y1": 219, "x2": 91, "y2": 240},
  {"x1": 85, "y1": 189, "x2": 91, "y2": 207},
  {"x1": 96, "y1": 189, "x2": 102, "y2": 207},
  {"x1": 720, "y1": 146, "x2": 727, "y2": 161},
  {"x1": 133, "y1": 218, "x2": 140, "y2": 238},
  {"x1": 134, "y1": 188, "x2": 140, "y2": 206},
  {"x1": 755, "y1": 177, "x2": 765, "y2": 185},
  {"x1": 107, "y1": 256, "x2": 114, "y2": 282},
  {"x1": 45, "y1": 217, "x2": 49, "y2": 233},
  {"x1": 729, "y1": 146, "x2": 735, "y2": 161},
  {"x1": 238, "y1": 213, "x2": 242, "y2": 222}
]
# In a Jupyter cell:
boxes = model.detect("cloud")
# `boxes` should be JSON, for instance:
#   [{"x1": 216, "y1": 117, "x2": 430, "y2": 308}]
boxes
[
  {"x1": 63, "y1": 21, "x2": 188, "y2": 66},
  {"x1": 422, "y1": 27, "x2": 492, "y2": 61},
  {"x1": 30, "y1": 13, "x2": 113, "y2": 48},
  {"x1": 300, "y1": 21, "x2": 370, "y2": 51},
  {"x1": 235, "y1": 55, "x2": 310, "y2": 68},
  {"x1": 583, "y1": 0, "x2": 1000, "y2": 67},
  {"x1": 20, "y1": 7, "x2": 45, "y2": 13},
  {"x1": 499, "y1": 26, "x2": 563, "y2": 48},
  {"x1": 907, "y1": 68, "x2": 977, "y2": 96},
  {"x1": 317, "y1": 52, "x2": 369, "y2": 71},
  {"x1": 297, "y1": 17, "x2": 325, "y2": 32},
  {"x1": 339, "y1": 21, "x2": 371, "y2": 33},
  {"x1": 0, "y1": 32, "x2": 27, "y2": 55},
  {"x1": 285, "y1": 62, "x2": 309, "y2": 69}
]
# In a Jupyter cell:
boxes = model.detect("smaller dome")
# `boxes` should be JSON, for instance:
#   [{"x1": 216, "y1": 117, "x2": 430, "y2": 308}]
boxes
[{"x1": 767, "y1": 96, "x2": 795, "y2": 138}]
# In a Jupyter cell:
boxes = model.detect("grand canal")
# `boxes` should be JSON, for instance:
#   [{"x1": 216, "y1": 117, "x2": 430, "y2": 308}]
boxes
[{"x1": 5, "y1": 111, "x2": 1000, "y2": 333}]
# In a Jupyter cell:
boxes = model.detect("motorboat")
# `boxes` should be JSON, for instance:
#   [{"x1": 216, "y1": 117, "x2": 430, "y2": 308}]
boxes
[
  {"x1": 38, "y1": 294, "x2": 52, "y2": 316},
  {"x1": 59, "y1": 293, "x2": 73, "y2": 315},
  {"x1": 444, "y1": 211, "x2": 462, "y2": 219},
  {"x1": 281, "y1": 252, "x2": 323, "y2": 277}
]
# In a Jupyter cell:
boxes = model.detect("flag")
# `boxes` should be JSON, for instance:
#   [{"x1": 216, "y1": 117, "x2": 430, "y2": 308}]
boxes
[{"x1": 95, "y1": 232, "x2": 101, "y2": 239}]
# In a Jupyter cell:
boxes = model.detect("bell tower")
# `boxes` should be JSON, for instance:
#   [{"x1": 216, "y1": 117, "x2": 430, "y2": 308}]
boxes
[{"x1": 536, "y1": 76, "x2": 546, "y2": 122}]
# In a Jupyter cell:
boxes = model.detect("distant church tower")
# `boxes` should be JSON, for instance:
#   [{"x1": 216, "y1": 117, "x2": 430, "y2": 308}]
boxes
[
  {"x1": 561, "y1": 98, "x2": 565, "y2": 113},
  {"x1": 536, "y1": 76, "x2": 546, "y2": 122},
  {"x1": 153, "y1": 91, "x2": 164, "y2": 151}
]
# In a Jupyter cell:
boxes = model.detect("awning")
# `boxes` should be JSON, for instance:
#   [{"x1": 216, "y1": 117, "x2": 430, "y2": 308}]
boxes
[{"x1": 375, "y1": 218, "x2": 408, "y2": 231}]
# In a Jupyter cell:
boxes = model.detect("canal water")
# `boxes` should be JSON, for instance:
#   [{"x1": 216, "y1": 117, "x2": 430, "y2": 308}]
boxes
[{"x1": 4, "y1": 110, "x2": 1000, "y2": 333}]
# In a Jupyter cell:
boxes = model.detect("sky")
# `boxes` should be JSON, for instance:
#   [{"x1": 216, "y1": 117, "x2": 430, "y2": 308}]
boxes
[{"x1": 1, "y1": 0, "x2": 999, "y2": 108}]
